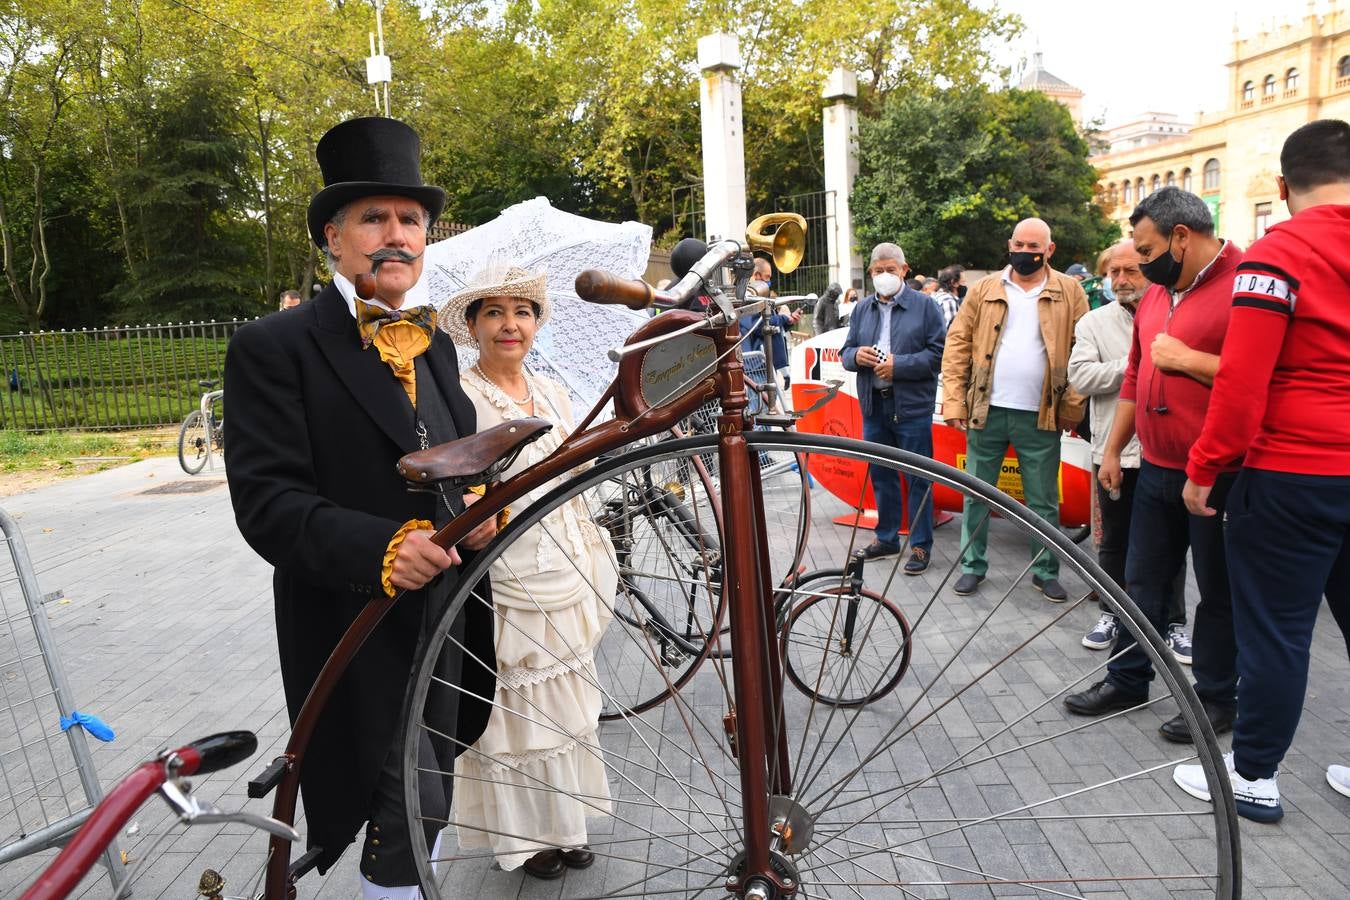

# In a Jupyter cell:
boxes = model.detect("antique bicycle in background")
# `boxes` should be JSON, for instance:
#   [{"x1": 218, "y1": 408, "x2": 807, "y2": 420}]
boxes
[
  {"x1": 177, "y1": 380, "x2": 225, "y2": 475},
  {"x1": 27, "y1": 215, "x2": 1239, "y2": 899}
]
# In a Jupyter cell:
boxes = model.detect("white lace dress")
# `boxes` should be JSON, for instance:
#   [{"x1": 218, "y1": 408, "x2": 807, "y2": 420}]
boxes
[{"x1": 453, "y1": 368, "x2": 617, "y2": 870}]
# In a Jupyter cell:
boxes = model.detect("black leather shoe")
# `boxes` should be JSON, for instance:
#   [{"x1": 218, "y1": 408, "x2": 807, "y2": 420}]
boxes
[
  {"x1": 1032, "y1": 575, "x2": 1068, "y2": 601},
  {"x1": 523, "y1": 850, "x2": 566, "y2": 879},
  {"x1": 560, "y1": 847, "x2": 595, "y2": 869},
  {"x1": 954, "y1": 573, "x2": 984, "y2": 595},
  {"x1": 1064, "y1": 680, "x2": 1148, "y2": 716},
  {"x1": 1160, "y1": 701, "x2": 1236, "y2": 744}
]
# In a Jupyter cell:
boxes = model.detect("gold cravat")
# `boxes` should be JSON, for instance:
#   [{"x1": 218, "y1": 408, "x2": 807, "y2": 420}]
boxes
[{"x1": 355, "y1": 299, "x2": 432, "y2": 407}]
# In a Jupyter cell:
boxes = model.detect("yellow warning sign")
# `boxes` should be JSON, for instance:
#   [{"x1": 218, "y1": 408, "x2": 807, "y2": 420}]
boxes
[{"x1": 955, "y1": 453, "x2": 1063, "y2": 503}]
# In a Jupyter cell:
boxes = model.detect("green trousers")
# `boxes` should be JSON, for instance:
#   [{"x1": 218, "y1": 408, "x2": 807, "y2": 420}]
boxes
[{"x1": 959, "y1": 406, "x2": 1061, "y2": 579}]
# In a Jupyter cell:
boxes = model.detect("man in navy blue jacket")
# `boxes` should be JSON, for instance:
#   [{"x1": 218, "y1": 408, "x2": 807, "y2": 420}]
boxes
[{"x1": 842, "y1": 242, "x2": 947, "y2": 572}]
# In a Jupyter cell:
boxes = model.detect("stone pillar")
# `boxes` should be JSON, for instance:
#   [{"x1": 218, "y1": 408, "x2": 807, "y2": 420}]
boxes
[
  {"x1": 822, "y1": 67, "x2": 864, "y2": 289},
  {"x1": 698, "y1": 32, "x2": 748, "y2": 244}
]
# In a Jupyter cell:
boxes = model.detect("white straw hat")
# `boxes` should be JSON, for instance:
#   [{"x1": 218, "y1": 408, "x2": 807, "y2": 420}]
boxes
[{"x1": 438, "y1": 259, "x2": 550, "y2": 346}]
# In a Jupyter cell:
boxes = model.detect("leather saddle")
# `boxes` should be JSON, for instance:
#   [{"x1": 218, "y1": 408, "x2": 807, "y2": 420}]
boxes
[{"x1": 397, "y1": 418, "x2": 552, "y2": 491}]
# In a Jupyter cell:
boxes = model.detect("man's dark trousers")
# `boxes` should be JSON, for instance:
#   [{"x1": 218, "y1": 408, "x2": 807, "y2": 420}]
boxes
[
  {"x1": 1095, "y1": 465, "x2": 1186, "y2": 625},
  {"x1": 861, "y1": 390, "x2": 934, "y2": 552},
  {"x1": 1107, "y1": 461, "x2": 1236, "y2": 704},
  {"x1": 1227, "y1": 469, "x2": 1350, "y2": 779}
]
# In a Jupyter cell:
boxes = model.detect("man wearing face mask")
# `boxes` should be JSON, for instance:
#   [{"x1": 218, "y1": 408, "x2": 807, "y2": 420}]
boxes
[
  {"x1": 1064, "y1": 187, "x2": 1243, "y2": 744},
  {"x1": 1067, "y1": 240, "x2": 1191, "y2": 658},
  {"x1": 941, "y1": 218, "x2": 1089, "y2": 601},
  {"x1": 842, "y1": 243, "x2": 946, "y2": 572}
]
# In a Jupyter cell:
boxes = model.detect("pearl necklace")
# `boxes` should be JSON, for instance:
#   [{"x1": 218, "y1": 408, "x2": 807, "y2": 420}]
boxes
[{"x1": 474, "y1": 364, "x2": 533, "y2": 405}]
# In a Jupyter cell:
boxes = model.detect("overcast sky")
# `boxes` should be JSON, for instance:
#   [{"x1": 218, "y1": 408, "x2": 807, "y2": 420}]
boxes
[{"x1": 994, "y1": 0, "x2": 1328, "y2": 128}]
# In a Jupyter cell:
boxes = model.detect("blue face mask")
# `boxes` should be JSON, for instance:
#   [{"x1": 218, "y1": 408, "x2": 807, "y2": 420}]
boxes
[{"x1": 1101, "y1": 276, "x2": 1116, "y2": 303}]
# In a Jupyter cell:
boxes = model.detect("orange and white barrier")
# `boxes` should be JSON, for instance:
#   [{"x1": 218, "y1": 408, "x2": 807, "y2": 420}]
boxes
[{"x1": 790, "y1": 329, "x2": 1092, "y2": 529}]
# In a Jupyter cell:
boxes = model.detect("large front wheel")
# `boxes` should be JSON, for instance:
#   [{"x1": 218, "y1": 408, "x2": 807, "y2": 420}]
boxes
[{"x1": 400, "y1": 433, "x2": 1239, "y2": 899}]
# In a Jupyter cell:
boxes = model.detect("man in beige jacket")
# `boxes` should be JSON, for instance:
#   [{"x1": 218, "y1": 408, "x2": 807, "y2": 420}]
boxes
[
  {"x1": 942, "y1": 217, "x2": 1089, "y2": 599},
  {"x1": 1068, "y1": 240, "x2": 1191, "y2": 656}
]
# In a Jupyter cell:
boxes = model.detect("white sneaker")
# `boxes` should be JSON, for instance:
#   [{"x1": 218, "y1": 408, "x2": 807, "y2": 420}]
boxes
[
  {"x1": 1081, "y1": 613, "x2": 1119, "y2": 650},
  {"x1": 1173, "y1": 752, "x2": 1283, "y2": 823},
  {"x1": 1328, "y1": 764, "x2": 1350, "y2": 799}
]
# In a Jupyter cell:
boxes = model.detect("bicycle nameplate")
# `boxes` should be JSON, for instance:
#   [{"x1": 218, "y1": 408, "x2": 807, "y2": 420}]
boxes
[{"x1": 639, "y1": 333, "x2": 717, "y2": 408}]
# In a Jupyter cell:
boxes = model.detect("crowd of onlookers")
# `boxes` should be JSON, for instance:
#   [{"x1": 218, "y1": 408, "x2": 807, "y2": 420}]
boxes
[{"x1": 838, "y1": 118, "x2": 1350, "y2": 825}]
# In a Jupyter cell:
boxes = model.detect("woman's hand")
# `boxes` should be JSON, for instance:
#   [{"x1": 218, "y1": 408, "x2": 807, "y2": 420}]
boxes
[{"x1": 461, "y1": 491, "x2": 499, "y2": 550}]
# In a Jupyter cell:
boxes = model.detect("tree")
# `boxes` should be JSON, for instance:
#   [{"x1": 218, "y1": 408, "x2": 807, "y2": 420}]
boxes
[{"x1": 852, "y1": 87, "x2": 1119, "y2": 273}]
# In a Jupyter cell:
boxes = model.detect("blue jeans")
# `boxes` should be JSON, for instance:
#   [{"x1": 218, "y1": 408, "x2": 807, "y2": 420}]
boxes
[
  {"x1": 1107, "y1": 461, "x2": 1237, "y2": 703},
  {"x1": 861, "y1": 393, "x2": 934, "y2": 552}
]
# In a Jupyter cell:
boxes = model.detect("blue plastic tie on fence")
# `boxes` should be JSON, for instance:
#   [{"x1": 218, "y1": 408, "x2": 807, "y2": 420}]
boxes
[{"x1": 59, "y1": 710, "x2": 115, "y2": 742}]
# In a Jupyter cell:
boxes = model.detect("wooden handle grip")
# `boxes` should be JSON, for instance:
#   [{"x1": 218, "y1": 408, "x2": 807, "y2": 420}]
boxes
[{"x1": 574, "y1": 269, "x2": 654, "y2": 310}]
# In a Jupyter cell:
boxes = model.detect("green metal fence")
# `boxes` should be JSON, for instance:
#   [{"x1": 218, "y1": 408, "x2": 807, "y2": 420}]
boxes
[{"x1": 0, "y1": 320, "x2": 253, "y2": 432}]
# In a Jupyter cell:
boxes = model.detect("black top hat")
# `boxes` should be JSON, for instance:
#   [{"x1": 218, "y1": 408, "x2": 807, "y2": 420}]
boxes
[{"x1": 307, "y1": 117, "x2": 446, "y2": 248}]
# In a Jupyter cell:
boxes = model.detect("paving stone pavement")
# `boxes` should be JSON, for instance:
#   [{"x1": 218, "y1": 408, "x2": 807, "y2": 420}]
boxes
[{"x1": 0, "y1": 454, "x2": 1347, "y2": 898}]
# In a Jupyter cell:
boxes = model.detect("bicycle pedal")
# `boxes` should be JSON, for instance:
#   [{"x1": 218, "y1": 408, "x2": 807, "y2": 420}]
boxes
[{"x1": 247, "y1": 755, "x2": 289, "y2": 799}]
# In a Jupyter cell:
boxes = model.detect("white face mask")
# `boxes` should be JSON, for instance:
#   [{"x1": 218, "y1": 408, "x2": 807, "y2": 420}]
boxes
[{"x1": 872, "y1": 272, "x2": 902, "y2": 298}]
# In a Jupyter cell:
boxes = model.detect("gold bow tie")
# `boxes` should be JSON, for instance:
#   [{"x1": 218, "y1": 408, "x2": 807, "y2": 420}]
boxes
[{"x1": 356, "y1": 299, "x2": 436, "y2": 349}]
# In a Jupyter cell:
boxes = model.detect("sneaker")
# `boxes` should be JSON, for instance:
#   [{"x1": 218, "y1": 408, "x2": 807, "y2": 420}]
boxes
[
  {"x1": 1327, "y1": 765, "x2": 1350, "y2": 799},
  {"x1": 1173, "y1": 752, "x2": 1283, "y2": 823},
  {"x1": 1081, "y1": 613, "x2": 1119, "y2": 650},
  {"x1": 855, "y1": 541, "x2": 901, "y2": 561},
  {"x1": 903, "y1": 547, "x2": 930, "y2": 575},
  {"x1": 1167, "y1": 623, "x2": 1193, "y2": 665}
]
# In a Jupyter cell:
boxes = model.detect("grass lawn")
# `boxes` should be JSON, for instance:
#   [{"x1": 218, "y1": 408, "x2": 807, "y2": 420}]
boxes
[{"x1": 0, "y1": 428, "x2": 175, "y2": 496}]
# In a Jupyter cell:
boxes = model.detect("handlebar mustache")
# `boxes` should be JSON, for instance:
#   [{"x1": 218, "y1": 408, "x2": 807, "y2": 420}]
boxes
[{"x1": 366, "y1": 248, "x2": 424, "y2": 272}]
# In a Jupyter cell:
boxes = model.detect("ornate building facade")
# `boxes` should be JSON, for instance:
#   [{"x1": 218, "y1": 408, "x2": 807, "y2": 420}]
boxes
[{"x1": 1092, "y1": 4, "x2": 1350, "y2": 244}]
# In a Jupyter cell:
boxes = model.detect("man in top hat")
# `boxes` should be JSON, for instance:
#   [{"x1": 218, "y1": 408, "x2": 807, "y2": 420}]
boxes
[{"x1": 224, "y1": 116, "x2": 496, "y2": 898}]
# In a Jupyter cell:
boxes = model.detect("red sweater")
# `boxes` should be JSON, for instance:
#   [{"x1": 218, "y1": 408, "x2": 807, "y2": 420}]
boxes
[
  {"x1": 1188, "y1": 205, "x2": 1350, "y2": 485},
  {"x1": 1120, "y1": 241, "x2": 1243, "y2": 470}
]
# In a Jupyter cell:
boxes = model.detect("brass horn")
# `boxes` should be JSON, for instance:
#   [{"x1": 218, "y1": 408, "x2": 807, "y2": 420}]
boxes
[{"x1": 746, "y1": 212, "x2": 807, "y2": 274}]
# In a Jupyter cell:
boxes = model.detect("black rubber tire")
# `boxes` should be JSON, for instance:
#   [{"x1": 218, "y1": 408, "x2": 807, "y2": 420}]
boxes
[
  {"x1": 177, "y1": 410, "x2": 209, "y2": 474},
  {"x1": 782, "y1": 578, "x2": 912, "y2": 707}
]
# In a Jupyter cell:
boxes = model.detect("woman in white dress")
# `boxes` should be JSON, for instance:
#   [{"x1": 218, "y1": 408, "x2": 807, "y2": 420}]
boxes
[{"x1": 438, "y1": 262, "x2": 616, "y2": 879}]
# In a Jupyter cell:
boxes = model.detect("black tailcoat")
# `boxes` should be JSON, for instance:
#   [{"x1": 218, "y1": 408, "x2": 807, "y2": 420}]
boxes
[{"x1": 223, "y1": 284, "x2": 494, "y2": 872}]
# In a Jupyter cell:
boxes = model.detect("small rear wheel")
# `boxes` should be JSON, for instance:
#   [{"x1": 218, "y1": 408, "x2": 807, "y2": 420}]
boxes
[
  {"x1": 178, "y1": 410, "x2": 209, "y2": 475},
  {"x1": 782, "y1": 577, "x2": 911, "y2": 707}
]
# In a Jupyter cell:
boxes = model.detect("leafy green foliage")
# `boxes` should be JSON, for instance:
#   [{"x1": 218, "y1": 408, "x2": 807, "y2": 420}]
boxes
[
  {"x1": 852, "y1": 88, "x2": 1119, "y2": 273},
  {"x1": 1, "y1": 0, "x2": 1020, "y2": 328}
]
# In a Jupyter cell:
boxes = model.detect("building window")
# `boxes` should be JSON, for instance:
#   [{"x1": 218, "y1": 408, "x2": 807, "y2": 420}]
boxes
[
  {"x1": 1255, "y1": 202, "x2": 1272, "y2": 239},
  {"x1": 1165, "y1": 171, "x2": 1176, "y2": 188},
  {"x1": 1182, "y1": 168, "x2": 1193, "y2": 192},
  {"x1": 1340, "y1": 55, "x2": 1350, "y2": 81},
  {"x1": 1285, "y1": 68, "x2": 1299, "y2": 94},
  {"x1": 1263, "y1": 74, "x2": 1276, "y2": 97},
  {"x1": 1203, "y1": 158, "x2": 1220, "y2": 192},
  {"x1": 1136, "y1": 177, "x2": 1146, "y2": 199},
  {"x1": 1107, "y1": 182, "x2": 1118, "y2": 207},
  {"x1": 1151, "y1": 175, "x2": 1161, "y2": 194},
  {"x1": 1123, "y1": 181, "x2": 1133, "y2": 205},
  {"x1": 1242, "y1": 80, "x2": 1255, "y2": 103}
]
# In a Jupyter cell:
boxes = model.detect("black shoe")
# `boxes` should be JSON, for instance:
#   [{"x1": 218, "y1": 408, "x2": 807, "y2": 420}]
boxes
[
  {"x1": 954, "y1": 573, "x2": 984, "y2": 595},
  {"x1": 856, "y1": 541, "x2": 901, "y2": 561},
  {"x1": 560, "y1": 847, "x2": 595, "y2": 869},
  {"x1": 1032, "y1": 575, "x2": 1067, "y2": 602},
  {"x1": 903, "y1": 548, "x2": 930, "y2": 575},
  {"x1": 1064, "y1": 680, "x2": 1148, "y2": 716},
  {"x1": 523, "y1": 850, "x2": 566, "y2": 879},
  {"x1": 1160, "y1": 700, "x2": 1236, "y2": 744}
]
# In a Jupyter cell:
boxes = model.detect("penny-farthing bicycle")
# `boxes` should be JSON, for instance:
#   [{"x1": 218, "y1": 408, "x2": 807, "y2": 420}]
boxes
[{"x1": 393, "y1": 219, "x2": 1241, "y2": 899}]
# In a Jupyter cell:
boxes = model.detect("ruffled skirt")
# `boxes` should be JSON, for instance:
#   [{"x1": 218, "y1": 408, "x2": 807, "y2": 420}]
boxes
[{"x1": 454, "y1": 525, "x2": 617, "y2": 870}]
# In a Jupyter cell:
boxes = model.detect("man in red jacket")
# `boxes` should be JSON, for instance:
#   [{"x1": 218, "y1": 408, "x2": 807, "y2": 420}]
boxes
[
  {"x1": 1064, "y1": 187, "x2": 1243, "y2": 744},
  {"x1": 1172, "y1": 119, "x2": 1350, "y2": 823}
]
